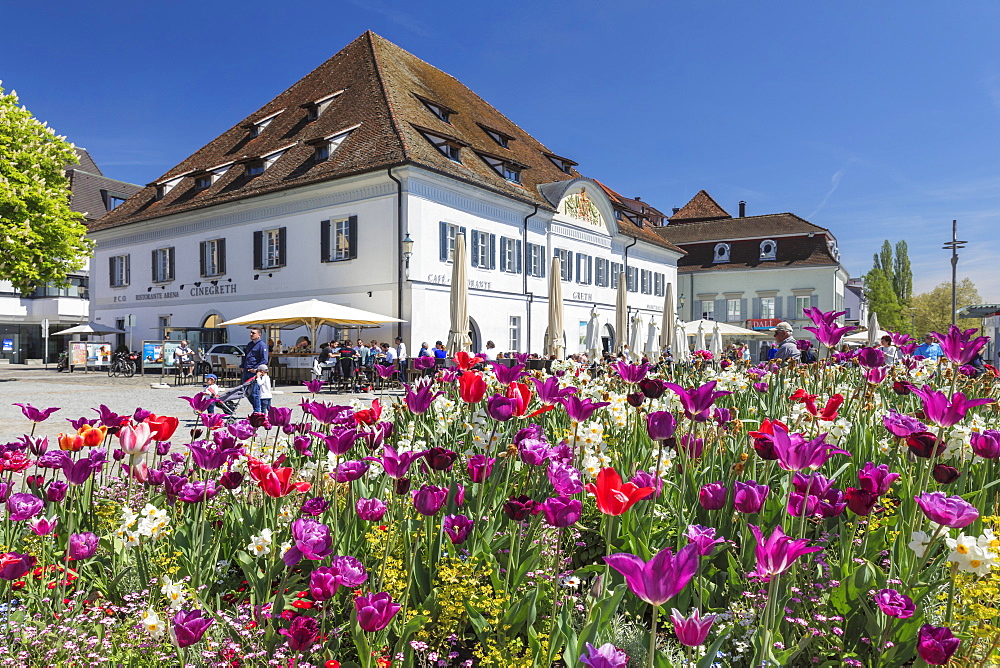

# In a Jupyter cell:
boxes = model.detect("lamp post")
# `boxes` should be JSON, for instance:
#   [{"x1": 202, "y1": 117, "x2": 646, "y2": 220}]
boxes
[
  {"x1": 401, "y1": 233, "x2": 414, "y2": 279},
  {"x1": 941, "y1": 220, "x2": 967, "y2": 328},
  {"x1": 678, "y1": 294, "x2": 686, "y2": 320}
]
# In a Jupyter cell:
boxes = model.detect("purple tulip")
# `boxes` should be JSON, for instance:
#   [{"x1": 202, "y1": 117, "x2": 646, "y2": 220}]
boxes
[
  {"x1": 425, "y1": 447, "x2": 457, "y2": 471},
  {"x1": 857, "y1": 462, "x2": 899, "y2": 495},
  {"x1": 372, "y1": 445, "x2": 425, "y2": 479},
  {"x1": 875, "y1": 589, "x2": 915, "y2": 618},
  {"x1": 802, "y1": 308, "x2": 855, "y2": 348},
  {"x1": 678, "y1": 433, "x2": 704, "y2": 459},
  {"x1": 646, "y1": 411, "x2": 677, "y2": 442},
  {"x1": 356, "y1": 497, "x2": 388, "y2": 521},
  {"x1": 330, "y1": 555, "x2": 368, "y2": 587},
  {"x1": 748, "y1": 524, "x2": 822, "y2": 579},
  {"x1": 549, "y1": 441, "x2": 573, "y2": 463},
  {"x1": 856, "y1": 346, "x2": 885, "y2": 368},
  {"x1": 664, "y1": 381, "x2": 732, "y2": 422},
  {"x1": 303, "y1": 401, "x2": 352, "y2": 426},
  {"x1": 219, "y1": 471, "x2": 244, "y2": 490},
  {"x1": 180, "y1": 393, "x2": 216, "y2": 412},
  {"x1": 733, "y1": 480, "x2": 769, "y2": 514},
  {"x1": 68, "y1": 416, "x2": 97, "y2": 430},
  {"x1": 295, "y1": 496, "x2": 326, "y2": 516},
  {"x1": 971, "y1": 430, "x2": 1000, "y2": 458},
  {"x1": 627, "y1": 391, "x2": 644, "y2": 407},
  {"x1": 685, "y1": 524, "x2": 724, "y2": 556},
  {"x1": 171, "y1": 609, "x2": 215, "y2": 648},
  {"x1": 7, "y1": 493, "x2": 43, "y2": 521},
  {"x1": 638, "y1": 377, "x2": 668, "y2": 399},
  {"x1": 818, "y1": 488, "x2": 847, "y2": 518},
  {"x1": 485, "y1": 395, "x2": 515, "y2": 421},
  {"x1": 933, "y1": 464, "x2": 961, "y2": 485},
  {"x1": 355, "y1": 592, "x2": 400, "y2": 632},
  {"x1": 443, "y1": 514, "x2": 474, "y2": 544},
  {"x1": 612, "y1": 361, "x2": 650, "y2": 384},
  {"x1": 13, "y1": 403, "x2": 60, "y2": 423},
  {"x1": 412, "y1": 356, "x2": 436, "y2": 371},
  {"x1": 0, "y1": 552, "x2": 36, "y2": 580},
  {"x1": 538, "y1": 495, "x2": 582, "y2": 527},
  {"x1": 412, "y1": 484, "x2": 448, "y2": 516},
  {"x1": 916, "y1": 624, "x2": 961, "y2": 665},
  {"x1": 59, "y1": 448, "x2": 107, "y2": 485},
  {"x1": 882, "y1": 412, "x2": 927, "y2": 438},
  {"x1": 374, "y1": 363, "x2": 397, "y2": 379},
  {"x1": 699, "y1": 482, "x2": 728, "y2": 510},
  {"x1": 670, "y1": 608, "x2": 717, "y2": 647},
  {"x1": 188, "y1": 440, "x2": 241, "y2": 471},
  {"x1": 864, "y1": 366, "x2": 888, "y2": 384},
  {"x1": 604, "y1": 543, "x2": 699, "y2": 606},
  {"x1": 531, "y1": 376, "x2": 578, "y2": 405},
  {"x1": 266, "y1": 406, "x2": 293, "y2": 428},
  {"x1": 18, "y1": 434, "x2": 48, "y2": 456},
  {"x1": 92, "y1": 405, "x2": 122, "y2": 428},
  {"x1": 303, "y1": 378, "x2": 324, "y2": 394},
  {"x1": 491, "y1": 362, "x2": 525, "y2": 385},
  {"x1": 467, "y1": 454, "x2": 496, "y2": 483},
  {"x1": 309, "y1": 567, "x2": 341, "y2": 601},
  {"x1": 282, "y1": 518, "x2": 333, "y2": 566},
  {"x1": 503, "y1": 495, "x2": 537, "y2": 521},
  {"x1": 771, "y1": 426, "x2": 850, "y2": 471},
  {"x1": 310, "y1": 428, "x2": 358, "y2": 456},
  {"x1": 279, "y1": 615, "x2": 318, "y2": 653},
  {"x1": 519, "y1": 439, "x2": 551, "y2": 466},
  {"x1": 45, "y1": 480, "x2": 68, "y2": 503},
  {"x1": 752, "y1": 381, "x2": 770, "y2": 393},
  {"x1": 548, "y1": 461, "x2": 584, "y2": 495},
  {"x1": 933, "y1": 325, "x2": 989, "y2": 365},
  {"x1": 911, "y1": 385, "x2": 992, "y2": 428},
  {"x1": 403, "y1": 381, "x2": 441, "y2": 414},
  {"x1": 630, "y1": 470, "x2": 663, "y2": 500},
  {"x1": 914, "y1": 491, "x2": 980, "y2": 528},
  {"x1": 792, "y1": 472, "x2": 835, "y2": 497},
  {"x1": 579, "y1": 642, "x2": 628, "y2": 668},
  {"x1": 561, "y1": 396, "x2": 610, "y2": 423},
  {"x1": 227, "y1": 420, "x2": 256, "y2": 440},
  {"x1": 68, "y1": 532, "x2": 99, "y2": 560},
  {"x1": 332, "y1": 460, "x2": 369, "y2": 483},
  {"x1": 178, "y1": 480, "x2": 218, "y2": 504},
  {"x1": 787, "y1": 492, "x2": 820, "y2": 517}
]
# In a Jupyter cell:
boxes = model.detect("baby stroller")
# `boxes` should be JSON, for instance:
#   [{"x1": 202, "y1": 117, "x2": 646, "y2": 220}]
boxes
[{"x1": 213, "y1": 378, "x2": 254, "y2": 420}]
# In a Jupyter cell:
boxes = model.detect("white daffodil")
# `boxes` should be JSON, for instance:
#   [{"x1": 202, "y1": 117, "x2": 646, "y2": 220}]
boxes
[
  {"x1": 142, "y1": 608, "x2": 166, "y2": 638},
  {"x1": 908, "y1": 530, "x2": 933, "y2": 558}
]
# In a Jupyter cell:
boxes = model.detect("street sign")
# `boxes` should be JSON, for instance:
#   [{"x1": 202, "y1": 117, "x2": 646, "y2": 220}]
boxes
[{"x1": 41, "y1": 318, "x2": 49, "y2": 338}]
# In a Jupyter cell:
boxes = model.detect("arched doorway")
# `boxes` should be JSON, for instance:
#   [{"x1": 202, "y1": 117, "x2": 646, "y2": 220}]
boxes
[
  {"x1": 602, "y1": 324, "x2": 614, "y2": 354},
  {"x1": 468, "y1": 317, "x2": 481, "y2": 355}
]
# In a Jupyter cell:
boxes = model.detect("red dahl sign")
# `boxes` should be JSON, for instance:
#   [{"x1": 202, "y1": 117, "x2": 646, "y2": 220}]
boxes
[{"x1": 747, "y1": 318, "x2": 780, "y2": 331}]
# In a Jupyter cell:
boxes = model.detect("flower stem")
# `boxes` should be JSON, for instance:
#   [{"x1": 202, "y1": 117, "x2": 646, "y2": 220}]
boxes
[{"x1": 647, "y1": 603, "x2": 658, "y2": 668}]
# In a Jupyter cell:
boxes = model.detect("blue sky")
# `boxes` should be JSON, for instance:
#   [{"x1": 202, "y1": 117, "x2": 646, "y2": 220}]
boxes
[{"x1": 5, "y1": 1, "x2": 999, "y2": 298}]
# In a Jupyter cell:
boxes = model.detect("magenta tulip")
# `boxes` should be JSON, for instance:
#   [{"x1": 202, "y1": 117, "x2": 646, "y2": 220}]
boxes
[
  {"x1": 670, "y1": 608, "x2": 717, "y2": 647},
  {"x1": 664, "y1": 381, "x2": 731, "y2": 422},
  {"x1": 733, "y1": 480, "x2": 769, "y2": 514},
  {"x1": 171, "y1": 609, "x2": 215, "y2": 648},
  {"x1": 579, "y1": 642, "x2": 628, "y2": 668},
  {"x1": 932, "y1": 325, "x2": 989, "y2": 365},
  {"x1": 874, "y1": 589, "x2": 915, "y2": 618},
  {"x1": 356, "y1": 497, "x2": 388, "y2": 521},
  {"x1": 355, "y1": 592, "x2": 400, "y2": 632},
  {"x1": 916, "y1": 624, "x2": 960, "y2": 665},
  {"x1": 604, "y1": 542, "x2": 699, "y2": 606},
  {"x1": 914, "y1": 492, "x2": 979, "y2": 528},
  {"x1": 279, "y1": 615, "x2": 318, "y2": 652},
  {"x1": 748, "y1": 524, "x2": 822, "y2": 579},
  {"x1": 68, "y1": 532, "x2": 99, "y2": 560}
]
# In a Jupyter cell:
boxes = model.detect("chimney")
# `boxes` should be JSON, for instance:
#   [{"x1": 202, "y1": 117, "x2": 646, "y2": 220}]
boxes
[
  {"x1": 739, "y1": 200, "x2": 746, "y2": 217},
  {"x1": 634, "y1": 196, "x2": 641, "y2": 201},
  {"x1": 672, "y1": 207, "x2": 680, "y2": 214}
]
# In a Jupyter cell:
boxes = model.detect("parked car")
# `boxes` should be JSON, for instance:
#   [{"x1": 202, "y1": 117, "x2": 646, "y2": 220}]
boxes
[{"x1": 200, "y1": 344, "x2": 244, "y2": 374}]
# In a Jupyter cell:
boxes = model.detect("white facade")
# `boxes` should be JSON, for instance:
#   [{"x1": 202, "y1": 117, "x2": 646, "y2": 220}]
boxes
[
  {"x1": 89, "y1": 167, "x2": 681, "y2": 356},
  {"x1": 0, "y1": 278, "x2": 90, "y2": 363}
]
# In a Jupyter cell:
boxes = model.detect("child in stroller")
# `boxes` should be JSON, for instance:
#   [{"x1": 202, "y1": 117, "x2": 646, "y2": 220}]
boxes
[{"x1": 212, "y1": 377, "x2": 255, "y2": 419}]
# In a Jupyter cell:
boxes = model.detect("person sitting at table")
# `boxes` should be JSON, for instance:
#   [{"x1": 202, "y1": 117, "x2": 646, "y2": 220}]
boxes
[
  {"x1": 433, "y1": 341, "x2": 448, "y2": 359},
  {"x1": 418, "y1": 342, "x2": 432, "y2": 358},
  {"x1": 317, "y1": 343, "x2": 333, "y2": 364},
  {"x1": 480, "y1": 340, "x2": 496, "y2": 361},
  {"x1": 381, "y1": 342, "x2": 397, "y2": 364},
  {"x1": 355, "y1": 339, "x2": 369, "y2": 365}
]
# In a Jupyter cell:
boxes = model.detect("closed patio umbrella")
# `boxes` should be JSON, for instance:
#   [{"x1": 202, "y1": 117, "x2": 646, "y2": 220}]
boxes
[
  {"x1": 645, "y1": 319, "x2": 659, "y2": 358},
  {"x1": 867, "y1": 311, "x2": 881, "y2": 348},
  {"x1": 446, "y1": 233, "x2": 472, "y2": 355},
  {"x1": 628, "y1": 312, "x2": 643, "y2": 360},
  {"x1": 659, "y1": 282, "x2": 675, "y2": 357},
  {"x1": 615, "y1": 272, "x2": 628, "y2": 354},
  {"x1": 710, "y1": 320, "x2": 724, "y2": 358},
  {"x1": 674, "y1": 320, "x2": 690, "y2": 362},
  {"x1": 584, "y1": 308, "x2": 601, "y2": 361},
  {"x1": 546, "y1": 256, "x2": 565, "y2": 359},
  {"x1": 695, "y1": 321, "x2": 706, "y2": 351}
]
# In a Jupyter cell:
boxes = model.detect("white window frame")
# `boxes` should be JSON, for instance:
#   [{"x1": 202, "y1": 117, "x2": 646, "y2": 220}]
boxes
[
  {"x1": 654, "y1": 273, "x2": 665, "y2": 297},
  {"x1": 611, "y1": 262, "x2": 622, "y2": 289},
  {"x1": 795, "y1": 295, "x2": 811, "y2": 318},
  {"x1": 576, "y1": 254, "x2": 592, "y2": 285},
  {"x1": 509, "y1": 316, "x2": 521, "y2": 351},
  {"x1": 760, "y1": 239, "x2": 777, "y2": 260},
  {"x1": 332, "y1": 219, "x2": 351, "y2": 261},
  {"x1": 727, "y1": 299, "x2": 741, "y2": 322},
  {"x1": 714, "y1": 243, "x2": 731, "y2": 263},
  {"x1": 110, "y1": 255, "x2": 128, "y2": 287},
  {"x1": 473, "y1": 232, "x2": 490, "y2": 268},
  {"x1": 528, "y1": 244, "x2": 545, "y2": 277},
  {"x1": 153, "y1": 248, "x2": 174, "y2": 283},
  {"x1": 627, "y1": 266, "x2": 639, "y2": 292},
  {"x1": 443, "y1": 224, "x2": 459, "y2": 263},
  {"x1": 701, "y1": 300, "x2": 715, "y2": 320},
  {"x1": 595, "y1": 258, "x2": 608, "y2": 287},
  {"x1": 500, "y1": 237, "x2": 517, "y2": 274},
  {"x1": 203, "y1": 239, "x2": 222, "y2": 277},
  {"x1": 263, "y1": 229, "x2": 282, "y2": 269},
  {"x1": 640, "y1": 269, "x2": 652, "y2": 294},
  {"x1": 761, "y1": 297, "x2": 776, "y2": 319},
  {"x1": 557, "y1": 249, "x2": 573, "y2": 282}
]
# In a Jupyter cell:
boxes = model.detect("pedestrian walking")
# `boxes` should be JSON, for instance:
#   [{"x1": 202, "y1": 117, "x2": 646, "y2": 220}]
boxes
[{"x1": 242, "y1": 328, "x2": 268, "y2": 413}]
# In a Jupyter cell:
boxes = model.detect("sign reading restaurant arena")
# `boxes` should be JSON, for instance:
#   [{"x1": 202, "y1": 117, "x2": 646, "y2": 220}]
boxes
[
  {"x1": 129, "y1": 283, "x2": 238, "y2": 302},
  {"x1": 560, "y1": 188, "x2": 605, "y2": 228}
]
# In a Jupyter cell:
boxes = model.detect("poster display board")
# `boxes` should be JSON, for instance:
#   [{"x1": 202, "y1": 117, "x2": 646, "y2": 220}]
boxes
[
  {"x1": 86, "y1": 342, "x2": 112, "y2": 367},
  {"x1": 69, "y1": 342, "x2": 88, "y2": 367},
  {"x1": 162, "y1": 340, "x2": 181, "y2": 369},
  {"x1": 142, "y1": 341, "x2": 164, "y2": 369}
]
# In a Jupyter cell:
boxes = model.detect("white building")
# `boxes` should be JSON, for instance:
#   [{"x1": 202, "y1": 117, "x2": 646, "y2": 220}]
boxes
[
  {"x1": 657, "y1": 191, "x2": 849, "y2": 359},
  {"x1": 88, "y1": 31, "x2": 682, "y2": 357}
]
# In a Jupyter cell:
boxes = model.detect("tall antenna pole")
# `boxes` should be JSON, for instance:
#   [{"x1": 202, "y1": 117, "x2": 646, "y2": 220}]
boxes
[{"x1": 942, "y1": 220, "x2": 967, "y2": 329}]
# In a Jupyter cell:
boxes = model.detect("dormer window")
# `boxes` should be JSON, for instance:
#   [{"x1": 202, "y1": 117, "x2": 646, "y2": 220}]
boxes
[
  {"x1": 418, "y1": 128, "x2": 465, "y2": 163},
  {"x1": 760, "y1": 239, "x2": 777, "y2": 260},
  {"x1": 195, "y1": 175, "x2": 212, "y2": 190},
  {"x1": 478, "y1": 124, "x2": 513, "y2": 149},
  {"x1": 308, "y1": 126, "x2": 358, "y2": 163},
  {"x1": 303, "y1": 90, "x2": 344, "y2": 121},
  {"x1": 245, "y1": 160, "x2": 265, "y2": 178},
  {"x1": 248, "y1": 110, "x2": 283, "y2": 138},
  {"x1": 416, "y1": 95, "x2": 456, "y2": 124},
  {"x1": 827, "y1": 239, "x2": 840, "y2": 261},
  {"x1": 104, "y1": 192, "x2": 126, "y2": 210},
  {"x1": 153, "y1": 174, "x2": 186, "y2": 201},
  {"x1": 478, "y1": 152, "x2": 527, "y2": 184},
  {"x1": 713, "y1": 242, "x2": 731, "y2": 263},
  {"x1": 544, "y1": 153, "x2": 577, "y2": 174}
]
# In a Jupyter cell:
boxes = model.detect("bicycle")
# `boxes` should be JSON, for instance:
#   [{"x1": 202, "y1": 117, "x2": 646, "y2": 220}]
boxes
[{"x1": 108, "y1": 351, "x2": 138, "y2": 378}]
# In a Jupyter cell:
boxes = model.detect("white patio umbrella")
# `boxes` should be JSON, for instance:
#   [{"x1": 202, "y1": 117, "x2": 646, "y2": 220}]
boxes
[
  {"x1": 546, "y1": 256, "x2": 565, "y2": 359},
  {"x1": 674, "y1": 320, "x2": 690, "y2": 362},
  {"x1": 695, "y1": 321, "x2": 706, "y2": 351},
  {"x1": 614, "y1": 272, "x2": 628, "y2": 353},
  {"x1": 867, "y1": 311, "x2": 881, "y2": 347},
  {"x1": 645, "y1": 320, "x2": 660, "y2": 358},
  {"x1": 628, "y1": 312, "x2": 643, "y2": 360},
  {"x1": 584, "y1": 308, "x2": 601, "y2": 361},
  {"x1": 55, "y1": 322, "x2": 125, "y2": 335},
  {"x1": 219, "y1": 300, "x2": 403, "y2": 352},
  {"x1": 710, "y1": 320, "x2": 724, "y2": 358},
  {"x1": 446, "y1": 233, "x2": 472, "y2": 354},
  {"x1": 659, "y1": 282, "x2": 675, "y2": 355},
  {"x1": 679, "y1": 319, "x2": 767, "y2": 338}
]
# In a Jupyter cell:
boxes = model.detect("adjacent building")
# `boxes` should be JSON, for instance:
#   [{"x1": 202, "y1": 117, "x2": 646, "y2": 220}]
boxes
[
  {"x1": 88, "y1": 31, "x2": 683, "y2": 356},
  {"x1": 657, "y1": 190, "x2": 849, "y2": 356},
  {"x1": 0, "y1": 149, "x2": 140, "y2": 363}
]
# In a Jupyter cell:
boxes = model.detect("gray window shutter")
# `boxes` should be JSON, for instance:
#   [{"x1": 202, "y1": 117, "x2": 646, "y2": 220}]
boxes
[
  {"x1": 539, "y1": 248, "x2": 546, "y2": 278},
  {"x1": 348, "y1": 216, "x2": 358, "y2": 260},
  {"x1": 439, "y1": 222, "x2": 448, "y2": 262},
  {"x1": 489, "y1": 234, "x2": 496, "y2": 269},
  {"x1": 277, "y1": 227, "x2": 287, "y2": 267},
  {"x1": 714, "y1": 299, "x2": 726, "y2": 321},
  {"x1": 752, "y1": 297, "x2": 761, "y2": 319},
  {"x1": 321, "y1": 220, "x2": 331, "y2": 263},
  {"x1": 787, "y1": 296, "x2": 797, "y2": 319},
  {"x1": 151, "y1": 250, "x2": 157, "y2": 281},
  {"x1": 169, "y1": 248, "x2": 175, "y2": 281},
  {"x1": 499, "y1": 237, "x2": 508, "y2": 272},
  {"x1": 740, "y1": 298, "x2": 748, "y2": 322},
  {"x1": 253, "y1": 231, "x2": 263, "y2": 270},
  {"x1": 199, "y1": 242, "x2": 207, "y2": 276},
  {"x1": 470, "y1": 230, "x2": 480, "y2": 267},
  {"x1": 108, "y1": 257, "x2": 115, "y2": 287},
  {"x1": 516, "y1": 240, "x2": 522, "y2": 274},
  {"x1": 774, "y1": 297, "x2": 783, "y2": 320},
  {"x1": 125, "y1": 255, "x2": 130, "y2": 285},
  {"x1": 811, "y1": 295, "x2": 819, "y2": 309},
  {"x1": 218, "y1": 239, "x2": 226, "y2": 275}
]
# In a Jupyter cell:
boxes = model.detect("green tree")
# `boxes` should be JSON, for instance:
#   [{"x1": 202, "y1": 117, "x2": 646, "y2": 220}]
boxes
[
  {"x1": 864, "y1": 268, "x2": 906, "y2": 333},
  {"x1": 911, "y1": 278, "x2": 982, "y2": 336},
  {"x1": 892, "y1": 240, "x2": 912, "y2": 304},
  {"x1": 0, "y1": 84, "x2": 92, "y2": 292}
]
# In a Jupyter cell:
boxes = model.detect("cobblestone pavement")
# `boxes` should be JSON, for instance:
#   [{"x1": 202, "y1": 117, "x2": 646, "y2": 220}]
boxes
[{"x1": 0, "y1": 365, "x2": 388, "y2": 443}]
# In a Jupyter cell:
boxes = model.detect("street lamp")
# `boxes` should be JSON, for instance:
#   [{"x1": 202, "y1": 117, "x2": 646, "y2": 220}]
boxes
[
  {"x1": 678, "y1": 293, "x2": 686, "y2": 319},
  {"x1": 941, "y1": 220, "x2": 967, "y2": 328},
  {"x1": 401, "y1": 233, "x2": 414, "y2": 278}
]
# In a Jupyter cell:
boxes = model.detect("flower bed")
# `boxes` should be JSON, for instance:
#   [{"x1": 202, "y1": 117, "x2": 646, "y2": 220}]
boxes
[{"x1": 2, "y1": 324, "x2": 998, "y2": 667}]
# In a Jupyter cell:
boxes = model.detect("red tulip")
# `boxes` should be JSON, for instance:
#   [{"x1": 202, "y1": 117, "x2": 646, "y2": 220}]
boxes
[
  {"x1": 247, "y1": 457, "x2": 311, "y2": 498},
  {"x1": 459, "y1": 372, "x2": 487, "y2": 403},
  {"x1": 146, "y1": 414, "x2": 179, "y2": 441},
  {"x1": 453, "y1": 351, "x2": 483, "y2": 371},
  {"x1": 505, "y1": 381, "x2": 532, "y2": 417},
  {"x1": 584, "y1": 468, "x2": 653, "y2": 516},
  {"x1": 58, "y1": 433, "x2": 85, "y2": 452},
  {"x1": 353, "y1": 399, "x2": 382, "y2": 426}
]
